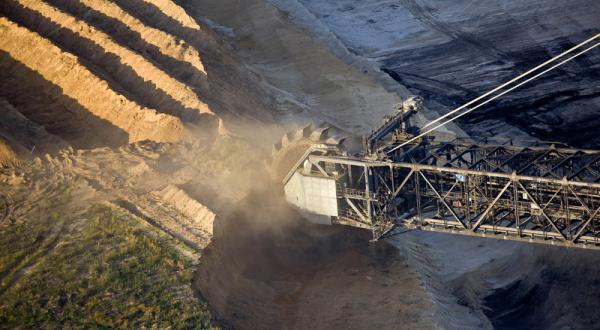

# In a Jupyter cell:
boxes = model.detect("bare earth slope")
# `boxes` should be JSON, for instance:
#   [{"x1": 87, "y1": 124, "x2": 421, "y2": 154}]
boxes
[
  {"x1": 272, "y1": 0, "x2": 600, "y2": 146},
  {"x1": 0, "y1": 0, "x2": 460, "y2": 328},
  {"x1": 196, "y1": 191, "x2": 434, "y2": 329},
  {"x1": 184, "y1": 0, "x2": 461, "y2": 139},
  {"x1": 2, "y1": 0, "x2": 212, "y2": 122},
  {"x1": 0, "y1": 15, "x2": 186, "y2": 148}
]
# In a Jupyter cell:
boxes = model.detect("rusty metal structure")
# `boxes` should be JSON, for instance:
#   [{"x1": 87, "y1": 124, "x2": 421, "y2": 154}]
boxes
[{"x1": 276, "y1": 97, "x2": 600, "y2": 250}]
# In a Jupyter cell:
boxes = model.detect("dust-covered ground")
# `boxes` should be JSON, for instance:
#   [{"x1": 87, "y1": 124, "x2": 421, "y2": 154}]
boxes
[
  {"x1": 265, "y1": 1, "x2": 600, "y2": 329},
  {"x1": 195, "y1": 189, "x2": 434, "y2": 329},
  {"x1": 0, "y1": 0, "x2": 441, "y2": 328},
  {"x1": 3, "y1": 0, "x2": 599, "y2": 328}
]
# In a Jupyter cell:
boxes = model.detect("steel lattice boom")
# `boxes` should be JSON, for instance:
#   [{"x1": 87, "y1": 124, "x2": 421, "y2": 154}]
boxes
[{"x1": 279, "y1": 99, "x2": 600, "y2": 250}]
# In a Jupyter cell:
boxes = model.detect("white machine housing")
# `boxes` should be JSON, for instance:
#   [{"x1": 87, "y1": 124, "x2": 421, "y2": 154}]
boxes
[{"x1": 284, "y1": 171, "x2": 338, "y2": 225}]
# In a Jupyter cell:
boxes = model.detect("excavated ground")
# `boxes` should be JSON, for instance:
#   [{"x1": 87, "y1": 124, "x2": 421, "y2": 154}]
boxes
[
  {"x1": 196, "y1": 189, "x2": 434, "y2": 329},
  {"x1": 6, "y1": 0, "x2": 598, "y2": 328},
  {"x1": 266, "y1": 1, "x2": 600, "y2": 328},
  {"x1": 272, "y1": 0, "x2": 600, "y2": 146},
  {"x1": 0, "y1": 0, "x2": 440, "y2": 327},
  {"x1": 0, "y1": 0, "x2": 282, "y2": 155}
]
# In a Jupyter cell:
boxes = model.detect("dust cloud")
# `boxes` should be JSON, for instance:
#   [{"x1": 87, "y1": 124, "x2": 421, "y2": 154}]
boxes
[
  {"x1": 183, "y1": 121, "x2": 435, "y2": 329},
  {"x1": 194, "y1": 186, "x2": 435, "y2": 329}
]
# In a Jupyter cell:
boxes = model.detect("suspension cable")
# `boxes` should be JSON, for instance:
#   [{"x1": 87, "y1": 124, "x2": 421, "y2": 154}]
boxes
[
  {"x1": 390, "y1": 34, "x2": 600, "y2": 152},
  {"x1": 421, "y1": 34, "x2": 600, "y2": 130}
]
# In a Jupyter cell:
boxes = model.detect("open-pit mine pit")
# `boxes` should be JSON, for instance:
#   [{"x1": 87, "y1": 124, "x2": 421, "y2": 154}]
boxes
[{"x1": 1, "y1": 0, "x2": 600, "y2": 329}]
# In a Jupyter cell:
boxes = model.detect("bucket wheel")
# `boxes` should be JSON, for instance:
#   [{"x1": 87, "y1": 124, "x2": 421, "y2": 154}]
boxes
[{"x1": 270, "y1": 123, "x2": 350, "y2": 183}]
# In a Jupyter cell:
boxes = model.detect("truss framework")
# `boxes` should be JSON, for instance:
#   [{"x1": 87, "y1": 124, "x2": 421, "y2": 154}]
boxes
[{"x1": 305, "y1": 139, "x2": 600, "y2": 249}]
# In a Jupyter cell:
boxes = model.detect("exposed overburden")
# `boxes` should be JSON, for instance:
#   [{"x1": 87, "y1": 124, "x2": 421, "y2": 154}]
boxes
[
  {"x1": 272, "y1": 0, "x2": 600, "y2": 146},
  {"x1": 0, "y1": 18, "x2": 186, "y2": 147}
]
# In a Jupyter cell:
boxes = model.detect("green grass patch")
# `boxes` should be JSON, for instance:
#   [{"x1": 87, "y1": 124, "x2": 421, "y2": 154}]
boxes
[{"x1": 0, "y1": 205, "x2": 213, "y2": 329}]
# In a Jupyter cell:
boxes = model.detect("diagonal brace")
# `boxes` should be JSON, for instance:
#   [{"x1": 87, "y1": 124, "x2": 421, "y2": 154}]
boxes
[
  {"x1": 420, "y1": 172, "x2": 467, "y2": 228},
  {"x1": 472, "y1": 180, "x2": 512, "y2": 231},
  {"x1": 518, "y1": 181, "x2": 567, "y2": 240}
]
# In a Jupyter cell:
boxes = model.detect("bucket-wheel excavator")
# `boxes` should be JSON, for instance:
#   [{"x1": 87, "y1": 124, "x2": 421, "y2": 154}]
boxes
[
  {"x1": 271, "y1": 33, "x2": 600, "y2": 250},
  {"x1": 271, "y1": 97, "x2": 600, "y2": 250}
]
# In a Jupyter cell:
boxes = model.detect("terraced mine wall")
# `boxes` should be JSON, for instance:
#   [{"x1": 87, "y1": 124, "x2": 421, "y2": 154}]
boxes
[
  {"x1": 2, "y1": 0, "x2": 211, "y2": 119},
  {"x1": 0, "y1": 19, "x2": 182, "y2": 147},
  {"x1": 0, "y1": 0, "x2": 282, "y2": 157}
]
